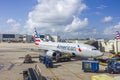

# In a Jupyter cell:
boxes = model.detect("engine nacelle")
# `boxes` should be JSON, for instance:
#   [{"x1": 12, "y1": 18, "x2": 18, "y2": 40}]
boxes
[{"x1": 46, "y1": 50, "x2": 61, "y2": 58}]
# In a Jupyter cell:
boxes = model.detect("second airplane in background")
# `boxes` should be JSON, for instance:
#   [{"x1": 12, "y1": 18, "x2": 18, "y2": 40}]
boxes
[{"x1": 34, "y1": 28, "x2": 103, "y2": 58}]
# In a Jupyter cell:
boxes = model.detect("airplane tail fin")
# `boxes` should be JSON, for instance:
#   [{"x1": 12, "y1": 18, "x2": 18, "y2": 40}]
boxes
[
  {"x1": 116, "y1": 31, "x2": 120, "y2": 39},
  {"x1": 34, "y1": 28, "x2": 43, "y2": 45}
]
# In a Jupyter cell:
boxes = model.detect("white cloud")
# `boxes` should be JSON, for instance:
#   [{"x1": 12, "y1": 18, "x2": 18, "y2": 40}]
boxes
[
  {"x1": 104, "y1": 22, "x2": 120, "y2": 35},
  {"x1": 6, "y1": 18, "x2": 21, "y2": 33},
  {"x1": 65, "y1": 16, "x2": 88, "y2": 32},
  {"x1": 25, "y1": 0, "x2": 88, "y2": 37},
  {"x1": 97, "y1": 5, "x2": 108, "y2": 9},
  {"x1": 102, "y1": 16, "x2": 113, "y2": 23}
]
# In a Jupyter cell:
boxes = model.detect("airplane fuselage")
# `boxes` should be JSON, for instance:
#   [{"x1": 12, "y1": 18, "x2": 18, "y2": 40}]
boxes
[{"x1": 38, "y1": 42, "x2": 103, "y2": 58}]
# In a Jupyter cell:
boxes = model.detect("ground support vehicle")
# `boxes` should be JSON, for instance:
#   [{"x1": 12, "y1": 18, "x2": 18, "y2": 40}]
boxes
[
  {"x1": 39, "y1": 55, "x2": 53, "y2": 68},
  {"x1": 105, "y1": 58, "x2": 120, "y2": 74}
]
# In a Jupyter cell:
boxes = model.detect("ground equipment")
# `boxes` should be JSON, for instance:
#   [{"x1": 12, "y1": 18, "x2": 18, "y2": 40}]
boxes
[
  {"x1": 82, "y1": 60, "x2": 99, "y2": 72},
  {"x1": 45, "y1": 56, "x2": 53, "y2": 68},
  {"x1": 23, "y1": 68, "x2": 39, "y2": 80},
  {"x1": 23, "y1": 65, "x2": 42, "y2": 80},
  {"x1": 105, "y1": 58, "x2": 120, "y2": 74},
  {"x1": 23, "y1": 54, "x2": 33, "y2": 63},
  {"x1": 39, "y1": 55, "x2": 53, "y2": 68},
  {"x1": 55, "y1": 53, "x2": 71, "y2": 62},
  {"x1": 39, "y1": 54, "x2": 47, "y2": 64}
]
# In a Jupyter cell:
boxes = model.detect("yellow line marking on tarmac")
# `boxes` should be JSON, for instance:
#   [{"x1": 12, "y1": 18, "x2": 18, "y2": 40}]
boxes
[
  {"x1": 62, "y1": 65, "x2": 83, "y2": 80},
  {"x1": 46, "y1": 68, "x2": 59, "y2": 80}
]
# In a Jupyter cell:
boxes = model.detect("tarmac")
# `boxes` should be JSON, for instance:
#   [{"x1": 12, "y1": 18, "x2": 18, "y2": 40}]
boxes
[{"x1": 0, "y1": 42, "x2": 120, "y2": 80}]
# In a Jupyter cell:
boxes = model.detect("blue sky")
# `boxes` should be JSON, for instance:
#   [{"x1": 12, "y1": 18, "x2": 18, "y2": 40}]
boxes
[
  {"x1": 84, "y1": 0, "x2": 120, "y2": 27},
  {"x1": 0, "y1": 0, "x2": 120, "y2": 39},
  {"x1": 0, "y1": 0, "x2": 37, "y2": 33},
  {"x1": 0, "y1": 0, "x2": 36, "y2": 21},
  {"x1": 82, "y1": 0, "x2": 120, "y2": 39}
]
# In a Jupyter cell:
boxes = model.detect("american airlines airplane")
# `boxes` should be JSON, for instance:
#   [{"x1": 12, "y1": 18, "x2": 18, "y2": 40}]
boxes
[{"x1": 34, "y1": 28, "x2": 103, "y2": 58}]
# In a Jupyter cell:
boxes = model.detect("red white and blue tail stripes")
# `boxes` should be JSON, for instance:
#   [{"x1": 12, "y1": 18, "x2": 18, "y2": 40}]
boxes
[
  {"x1": 116, "y1": 31, "x2": 120, "y2": 39},
  {"x1": 34, "y1": 28, "x2": 42, "y2": 45}
]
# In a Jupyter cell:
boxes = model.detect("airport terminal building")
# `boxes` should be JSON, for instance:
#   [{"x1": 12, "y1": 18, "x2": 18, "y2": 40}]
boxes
[
  {"x1": 0, "y1": 34, "x2": 33, "y2": 42},
  {"x1": 0, "y1": 34, "x2": 60, "y2": 43}
]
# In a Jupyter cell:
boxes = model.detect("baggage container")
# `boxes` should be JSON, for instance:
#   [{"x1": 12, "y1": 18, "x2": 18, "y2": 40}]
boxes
[{"x1": 82, "y1": 60, "x2": 99, "y2": 72}]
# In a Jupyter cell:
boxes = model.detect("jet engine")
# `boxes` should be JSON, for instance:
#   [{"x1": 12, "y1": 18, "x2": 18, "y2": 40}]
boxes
[{"x1": 46, "y1": 50, "x2": 61, "y2": 58}]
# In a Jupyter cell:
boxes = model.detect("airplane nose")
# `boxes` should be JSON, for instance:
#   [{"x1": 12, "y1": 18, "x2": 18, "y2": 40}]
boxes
[
  {"x1": 98, "y1": 51, "x2": 104, "y2": 57},
  {"x1": 90, "y1": 50, "x2": 103, "y2": 58}
]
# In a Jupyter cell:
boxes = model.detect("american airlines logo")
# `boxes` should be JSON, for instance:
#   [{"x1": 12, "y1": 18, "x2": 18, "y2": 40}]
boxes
[
  {"x1": 57, "y1": 45, "x2": 76, "y2": 51},
  {"x1": 77, "y1": 45, "x2": 82, "y2": 52},
  {"x1": 57, "y1": 44, "x2": 82, "y2": 52}
]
